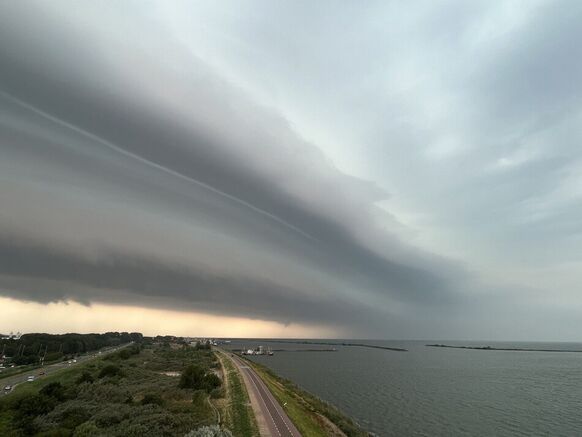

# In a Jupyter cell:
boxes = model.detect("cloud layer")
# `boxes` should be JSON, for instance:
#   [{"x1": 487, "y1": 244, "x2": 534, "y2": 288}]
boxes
[{"x1": 1, "y1": 1, "x2": 582, "y2": 338}]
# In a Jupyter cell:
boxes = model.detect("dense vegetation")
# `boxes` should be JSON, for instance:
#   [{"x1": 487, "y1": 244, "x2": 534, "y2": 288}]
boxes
[
  {"x1": 214, "y1": 351, "x2": 258, "y2": 437},
  {"x1": 0, "y1": 343, "x2": 228, "y2": 436},
  {"x1": 0, "y1": 332, "x2": 143, "y2": 366}
]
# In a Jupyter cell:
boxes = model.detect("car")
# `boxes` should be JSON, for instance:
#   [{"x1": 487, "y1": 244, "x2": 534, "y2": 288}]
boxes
[
  {"x1": 73, "y1": 359, "x2": 77, "y2": 363},
  {"x1": 27, "y1": 376, "x2": 35, "y2": 382},
  {"x1": 38, "y1": 371, "x2": 45, "y2": 376},
  {"x1": 4, "y1": 385, "x2": 11, "y2": 392},
  {"x1": 68, "y1": 360, "x2": 72, "y2": 364}
]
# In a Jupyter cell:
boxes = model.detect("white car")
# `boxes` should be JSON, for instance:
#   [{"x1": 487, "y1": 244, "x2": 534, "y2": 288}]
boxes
[{"x1": 27, "y1": 375, "x2": 35, "y2": 382}]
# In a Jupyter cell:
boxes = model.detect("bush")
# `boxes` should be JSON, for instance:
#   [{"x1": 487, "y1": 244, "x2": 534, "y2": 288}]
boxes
[
  {"x1": 192, "y1": 390, "x2": 207, "y2": 406},
  {"x1": 141, "y1": 393, "x2": 164, "y2": 406},
  {"x1": 58, "y1": 405, "x2": 92, "y2": 429},
  {"x1": 203, "y1": 373, "x2": 221, "y2": 392},
  {"x1": 209, "y1": 387, "x2": 224, "y2": 399},
  {"x1": 179, "y1": 365, "x2": 205, "y2": 389},
  {"x1": 179, "y1": 365, "x2": 222, "y2": 393},
  {"x1": 98, "y1": 364, "x2": 123, "y2": 378},
  {"x1": 184, "y1": 425, "x2": 233, "y2": 437},
  {"x1": 72, "y1": 421, "x2": 100, "y2": 437},
  {"x1": 16, "y1": 393, "x2": 57, "y2": 417},
  {"x1": 14, "y1": 394, "x2": 57, "y2": 434},
  {"x1": 124, "y1": 345, "x2": 142, "y2": 358},
  {"x1": 34, "y1": 427, "x2": 73, "y2": 436},
  {"x1": 40, "y1": 382, "x2": 66, "y2": 401},
  {"x1": 76, "y1": 371, "x2": 94, "y2": 385}
]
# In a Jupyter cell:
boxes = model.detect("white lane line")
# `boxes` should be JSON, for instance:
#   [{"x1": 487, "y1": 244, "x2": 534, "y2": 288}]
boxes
[
  {"x1": 244, "y1": 368, "x2": 282, "y2": 436},
  {"x1": 251, "y1": 372, "x2": 296, "y2": 436},
  {"x1": 235, "y1": 357, "x2": 295, "y2": 436}
]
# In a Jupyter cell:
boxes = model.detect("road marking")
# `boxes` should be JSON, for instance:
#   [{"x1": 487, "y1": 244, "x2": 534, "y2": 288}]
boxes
[
  {"x1": 241, "y1": 363, "x2": 282, "y2": 436},
  {"x1": 252, "y1": 372, "x2": 295, "y2": 436},
  {"x1": 230, "y1": 354, "x2": 299, "y2": 436}
]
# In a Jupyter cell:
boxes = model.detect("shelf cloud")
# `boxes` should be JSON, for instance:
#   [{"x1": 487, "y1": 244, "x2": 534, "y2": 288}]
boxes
[{"x1": 1, "y1": 1, "x2": 582, "y2": 338}]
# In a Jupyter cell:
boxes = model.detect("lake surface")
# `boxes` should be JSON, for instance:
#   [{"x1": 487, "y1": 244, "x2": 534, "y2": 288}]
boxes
[{"x1": 223, "y1": 340, "x2": 582, "y2": 436}]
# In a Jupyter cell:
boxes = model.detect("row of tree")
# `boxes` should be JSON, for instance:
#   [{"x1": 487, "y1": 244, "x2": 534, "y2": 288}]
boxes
[{"x1": 0, "y1": 332, "x2": 143, "y2": 365}]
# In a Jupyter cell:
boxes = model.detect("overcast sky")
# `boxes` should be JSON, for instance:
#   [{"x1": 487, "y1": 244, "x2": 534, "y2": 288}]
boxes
[{"x1": 1, "y1": 1, "x2": 581, "y2": 339}]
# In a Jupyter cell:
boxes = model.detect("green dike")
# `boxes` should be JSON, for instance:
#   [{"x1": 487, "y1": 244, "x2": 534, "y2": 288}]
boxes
[
  {"x1": 215, "y1": 351, "x2": 259, "y2": 437},
  {"x1": 243, "y1": 357, "x2": 368, "y2": 437},
  {"x1": 0, "y1": 343, "x2": 222, "y2": 436}
]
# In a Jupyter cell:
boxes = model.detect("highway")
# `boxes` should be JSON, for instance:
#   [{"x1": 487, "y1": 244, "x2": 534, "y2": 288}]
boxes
[
  {"x1": 229, "y1": 352, "x2": 301, "y2": 437},
  {"x1": 0, "y1": 344, "x2": 130, "y2": 397}
]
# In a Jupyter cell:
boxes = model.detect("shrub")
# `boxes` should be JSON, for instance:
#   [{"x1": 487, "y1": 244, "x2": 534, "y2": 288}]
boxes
[
  {"x1": 76, "y1": 371, "x2": 94, "y2": 385},
  {"x1": 184, "y1": 425, "x2": 233, "y2": 437},
  {"x1": 120, "y1": 345, "x2": 141, "y2": 359},
  {"x1": 98, "y1": 364, "x2": 123, "y2": 378},
  {"x1": 40, "y1": 382, "x2": 66, "y2": 401},
  {"x1": 14, "y1": 394, "x2": 57, "y2": 434},
  {"x1": 209, "y1": 387, "x2": 224, "y2": 399},
  {"x1": 34, "y1": 427, "x2": 73, "y2": 436},
  {"x1": 192, "y1": 390, "x2": 207, "y2": 406},
  {"x1": 203, "y1": 373, "x2": 221, "y2": 392},
  {"x1": 72, "y1": 421, "x2": 100, "y2": 437},
  {"x1": 16, "y1": 393, "x2": 57, "y2": 417},
  {"x1": 141, "y1": 393, "x2": 164, "y2": 406},
  {"x1": 179, "y1": 365, "x2": 222, "y2": 392},
  {"x1": 179, "y1": 365, "x2": 205, "y2": 389},
  {"x1": 93, "y1": 406, "x2": 127, "y2": 427},
  {"x1": 58, "y1": 405, "x2": 92, "y2": 429}
]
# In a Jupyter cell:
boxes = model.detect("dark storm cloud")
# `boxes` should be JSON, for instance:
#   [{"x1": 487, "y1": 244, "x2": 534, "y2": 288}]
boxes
[
  {"x1": 0, "y1": 1, "x2": 465, "y2": 334},
  {"x1": 0, "y1": 235, "x2": 384, "y2": 329}
]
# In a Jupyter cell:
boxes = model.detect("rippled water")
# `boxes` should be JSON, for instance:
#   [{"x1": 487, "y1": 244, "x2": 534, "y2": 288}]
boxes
[{"x1": 224, "y1": 340, "x2": 582, "y2": 436}]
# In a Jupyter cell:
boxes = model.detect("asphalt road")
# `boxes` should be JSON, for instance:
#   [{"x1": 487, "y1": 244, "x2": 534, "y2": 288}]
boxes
[
  {"x1": 230, "y1": 353, "x2": 301, "y2": 437},
  {"x1": 0, "y1": 344, "x2": 130, "y2": 397}
]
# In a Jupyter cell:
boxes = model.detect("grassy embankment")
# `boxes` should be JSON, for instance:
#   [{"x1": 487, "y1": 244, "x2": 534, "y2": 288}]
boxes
[
  {"x1": 242, "y1": 357, "x2": 368, "y2": 437},
  {"x1": 214, "y1": 351, "x2": 259, "y2": 437},
  {"x1": 0, "y1": 343, "x2": 221, "y2": 436}
]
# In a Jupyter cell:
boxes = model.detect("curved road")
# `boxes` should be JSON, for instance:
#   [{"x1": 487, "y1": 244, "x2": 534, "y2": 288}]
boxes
[{"x1": 229, "y1": 352, "x2": 301, "y2": 437}]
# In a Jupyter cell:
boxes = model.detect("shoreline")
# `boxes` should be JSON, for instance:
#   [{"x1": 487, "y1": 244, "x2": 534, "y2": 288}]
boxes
[
  {"x1": 426, "y1": 344, "x2": 582, "y2": 353},
  {"x1": 239, "y1": 354, "x2": 369, "y2": 436},
  {"x1": 259, "y1": 339, "x2": 408, "y2": 352}
]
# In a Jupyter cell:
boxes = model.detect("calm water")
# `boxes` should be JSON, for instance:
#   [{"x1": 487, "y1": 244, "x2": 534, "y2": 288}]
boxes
[{"x1": 224, "y1": 340, "x2": 582, "y2": 436}]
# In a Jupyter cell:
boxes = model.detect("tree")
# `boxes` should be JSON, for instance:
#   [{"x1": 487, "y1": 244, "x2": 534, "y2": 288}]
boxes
[
  {"x1": 179, "y1": 364, "x2": 222, "y2": 392},
  {"x1": 203, "y1": 373, "x2": 221, "y2": 392},
  {"x1": 179, "y1": 365, "x2": 206, "y2": 389}
]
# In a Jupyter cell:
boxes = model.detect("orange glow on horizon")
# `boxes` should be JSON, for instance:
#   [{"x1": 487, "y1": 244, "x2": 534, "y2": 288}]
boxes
[{"x1": 0, "y1": 297, "x2": 336, "y2": 338}]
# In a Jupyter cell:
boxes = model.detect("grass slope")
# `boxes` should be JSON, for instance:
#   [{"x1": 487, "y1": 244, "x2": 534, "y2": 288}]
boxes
[
  {"x1": 215, "y1": 351, "x2": 259, "y2": 437},
  {"x1": 244, "y1": 357, "x2": 368, "y2": 437}
]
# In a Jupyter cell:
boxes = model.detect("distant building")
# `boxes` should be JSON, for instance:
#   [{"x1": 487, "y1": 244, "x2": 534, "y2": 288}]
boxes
[{"x1": 1, "y1": 331, "x2": 22, "y2": 340}]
